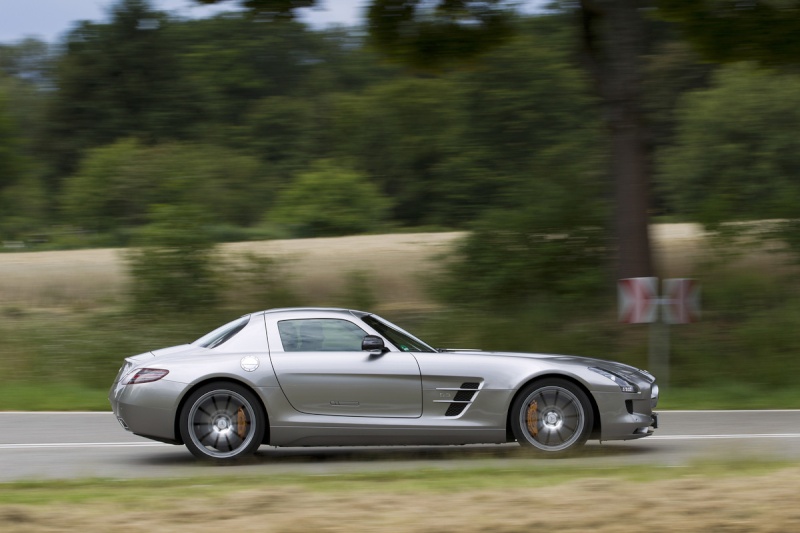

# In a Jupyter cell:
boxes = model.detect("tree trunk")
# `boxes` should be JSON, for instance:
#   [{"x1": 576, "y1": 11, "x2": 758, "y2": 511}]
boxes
[{"x1": 580, "y1": 0, "x2": 655, "y2": 279}]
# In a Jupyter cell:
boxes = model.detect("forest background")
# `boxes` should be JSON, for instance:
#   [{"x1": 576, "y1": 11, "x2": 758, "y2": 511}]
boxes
[{"x1": 2, "y1": 0, "x2": 800, "y2": 409}]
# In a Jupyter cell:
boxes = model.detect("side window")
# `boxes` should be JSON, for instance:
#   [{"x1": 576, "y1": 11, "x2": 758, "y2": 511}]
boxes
[{"x1": 278, "y1": 319, "x2": 368, "y2": 352}]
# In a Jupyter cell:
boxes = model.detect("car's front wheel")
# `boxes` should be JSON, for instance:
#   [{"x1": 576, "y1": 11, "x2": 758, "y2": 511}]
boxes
[
  {"x1": 179, "y1": 382, "x2": 266, "y2": 461},
  {"x1": 511, "y1": 378, "x2": 593, "y2": 454}
]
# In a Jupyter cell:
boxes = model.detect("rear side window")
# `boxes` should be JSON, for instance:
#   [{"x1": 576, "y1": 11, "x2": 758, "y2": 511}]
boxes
[
  {"x1": 194, "y1": 315, "x2": 250, "y2": 349},
  {"x1": 278, "y1": 319, "x2": 367, "y2": 352}
]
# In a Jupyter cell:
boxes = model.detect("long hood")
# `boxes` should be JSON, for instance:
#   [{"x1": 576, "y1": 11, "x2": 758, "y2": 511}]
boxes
[{"x1": 446, "y1": 349, "x2": 650, "y2": 379}]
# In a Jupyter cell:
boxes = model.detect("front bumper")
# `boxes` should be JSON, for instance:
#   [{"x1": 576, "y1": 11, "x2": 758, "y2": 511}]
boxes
[{"x1": 594, "y1": 391, "x2": 659, "y2": 441}]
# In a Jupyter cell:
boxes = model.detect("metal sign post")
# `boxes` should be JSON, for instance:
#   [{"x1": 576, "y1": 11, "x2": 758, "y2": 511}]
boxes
[
  {"x1": 649, "y1": 307, "x2": 670, "y2": 387},
  {"x1": 618, "y1": 277, "x2": 700, "y2": 388}
]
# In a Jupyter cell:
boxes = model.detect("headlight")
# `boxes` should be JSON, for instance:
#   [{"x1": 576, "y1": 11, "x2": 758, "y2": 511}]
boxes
[
  {"x1": 124, "y1": 368, "x2": 169, "y2": 385},
  {"x1": 588, "y1": 367, "x2": 638, "y2": 393}
]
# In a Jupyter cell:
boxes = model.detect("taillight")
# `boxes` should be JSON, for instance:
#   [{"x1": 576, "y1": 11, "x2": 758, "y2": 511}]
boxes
[{"x1": 125, "y1": 368, "x2": 169, "y2": 385}]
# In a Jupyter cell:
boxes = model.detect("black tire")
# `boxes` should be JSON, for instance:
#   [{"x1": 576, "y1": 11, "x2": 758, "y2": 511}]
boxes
[
  {"x1": 511, "y1": 378, "x2": 593, "y2": 454},
  {"x1": 179, "y1": 382, "x2": 266, "y2": 461}
]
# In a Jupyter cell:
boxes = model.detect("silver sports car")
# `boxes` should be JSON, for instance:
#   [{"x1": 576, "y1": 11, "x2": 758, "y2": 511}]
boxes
[{"x1": 109, "y1": 308, "x2": 659, "y2": 460}]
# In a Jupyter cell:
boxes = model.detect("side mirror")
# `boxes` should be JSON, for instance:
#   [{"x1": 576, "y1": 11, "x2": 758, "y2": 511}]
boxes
[{"x1": 362, "y1": 335, "x2": 387, "y2": 354}]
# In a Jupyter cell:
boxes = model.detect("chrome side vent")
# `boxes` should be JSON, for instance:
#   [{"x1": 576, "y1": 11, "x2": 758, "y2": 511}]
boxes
[{"x1": 436, "y1": 381, "x2": 482, "y2": 417}]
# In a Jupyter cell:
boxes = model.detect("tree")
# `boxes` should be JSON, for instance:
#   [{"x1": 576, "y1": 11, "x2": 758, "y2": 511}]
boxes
[
  {"x1": 267, "y1": 160, "x2": 391, "y2": 237},
  {"x1": 62, "y1": 139, "x2": 271, "y2": 234},
  {"x1": 326, "y1": 76, "x2": 463, "y2": 226},
  {"x1": 196, "y1": 0, "x2": 659, "y2": 279},
  {"x1": 0, "y1": 38, "x2": 55, "y2": 88},
  {"x1": 574, "y1": 0, "x2": 654, "y2": 278},
  {"x1": 242, "y1": 95, "x2": 317, "y2": 174},
  {"x1": 41, "y1": 0, "x2": 202, "y2": 194},
  {"x1": 659, "y1": 64, "x2": 800, "y2": 225},
  {"x1": 0, "y1": 42, "x2": 51, "y2": 238},
  {"x1": 657, "y1": 0, "x2": 800, "y2": 65},
  {"x1": 127, "y1": 204, "x2": 220, "y2": 313},
  {"x1": 657, "y1": 0, "x2": 800, "y2": 256},
  {"x1": 440, "y1": 147, "x2": 610, "y2": 309},
  {"x1": 0, "y1": 89, "x2": 23, "y2": 197},
  {"x1": 0, "y1": 88, "x2": 40, "y2": 238}
]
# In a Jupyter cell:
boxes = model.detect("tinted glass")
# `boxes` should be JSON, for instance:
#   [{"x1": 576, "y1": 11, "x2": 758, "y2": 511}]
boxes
[
  {"x1": 278, "y1": 319, "x2": 368, "y2": 352},
  {"x1": 361, "y1": 315, "x2": 436, "y2": 353},
  {"x1": 193, "y1": 315, "x2": 251, "y2": 349}
]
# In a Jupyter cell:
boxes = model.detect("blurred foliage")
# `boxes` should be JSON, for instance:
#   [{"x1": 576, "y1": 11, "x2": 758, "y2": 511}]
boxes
[
  {"x1": 126, "y1": 204, "x2": 221, "y2": 314},
  {"x1": 223, "y1": 252, "x2": 301, "y2": 312},
  {"x1": 62, "y1": 138, "x2": 272, "y2": 237},
  {"x1": 40, "y1": 0, "x2": 201, "y2": 191},
  {"x1": 0, "y1": 5, "x2": 619, "y2": 243},
  {"x1": 658, "y1": 0, "x2": 800, "y2": 65},
  {"x1": 0, "y1": 310, "x2": 226, "y2": 390},
  {"x1": 4, "y1": 0, "x2": 800, "y2": 405},
  {"x1": 337, "y1": 270, "x2": 379, "y2": 312},
  {"x1": 0, "y1": 88, "x2": 30, "y2": 235},
  {"x1": 437, "y1": 155, "x2": 610, "y2": 309},
  {"x1": 659, "y1": 64, "x2": 800, "y2": 226},
  {"x1": 418, "y1": 254, "x2": 800, "y2": 394},
  {"x1": 5, "y1": 245, "x2": 800, "y2": 405},
  {"x1": 268, "y1": 160, "x2": 391, "y2": 237},
  {"x1": 366, "y1": 0, "x2": 514, "y2": 71}
]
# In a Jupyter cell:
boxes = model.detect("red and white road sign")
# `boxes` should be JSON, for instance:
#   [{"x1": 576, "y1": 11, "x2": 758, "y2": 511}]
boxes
[
  {"x1": 618, "y1": 277, "x2": 658, "y2": 324},
  {"x1": 662, "y1": 278, "x2": 701, "y2": 324}
]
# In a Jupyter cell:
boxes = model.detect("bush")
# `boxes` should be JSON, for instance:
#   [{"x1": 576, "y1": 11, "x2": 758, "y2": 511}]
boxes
[
  {"x1": 223, "y1": 252, "x2": 300, "y2": 312},
  {"x1": 267, "y1": 160, "x2": 391, "y2": 237},
  {"x1": 436, "y1": 172, "x2": 610, "y2": 311},
  {"x1": 126, "y1": 205, "x2": 220, "y2": 314}
]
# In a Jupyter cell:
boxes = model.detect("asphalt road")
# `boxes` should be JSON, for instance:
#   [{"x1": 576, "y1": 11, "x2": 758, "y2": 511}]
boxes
[{"x1": 2, "y1": 410, "x2": 800, "y2": 482}]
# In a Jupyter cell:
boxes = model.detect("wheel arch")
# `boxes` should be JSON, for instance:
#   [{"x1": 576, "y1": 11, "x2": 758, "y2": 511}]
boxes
[
  {"x1": 505, "y1": 373, "x2": 601, "y2": 442},
  {"x1": 173, "y1": 377, "x2": 271, "y2": 445}
]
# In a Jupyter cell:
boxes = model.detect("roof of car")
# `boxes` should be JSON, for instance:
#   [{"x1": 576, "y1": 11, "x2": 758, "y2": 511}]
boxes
[{"x1": 256, "y1": 307, "x2": 369, "y2": 318}]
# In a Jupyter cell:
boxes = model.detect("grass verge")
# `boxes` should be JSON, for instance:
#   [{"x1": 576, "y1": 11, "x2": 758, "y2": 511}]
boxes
[
  {"x1": 0, "y1": 384, "x2": 111, "y2": 411},
  {"x1": 1, "y1": 460, "x2": 799, "y2": 532},
  {"x1": 0, "y1": 459, "x2": 790, "y2": 504}
]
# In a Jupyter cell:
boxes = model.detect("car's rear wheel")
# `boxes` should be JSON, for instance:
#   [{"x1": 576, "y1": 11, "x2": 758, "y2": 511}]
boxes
[
  {"x1": 511, "y1": 378, "x2": 593, "y2": 454},
  {"x1": 179, "y1": 382, "x2": 265, "y2": 461}
]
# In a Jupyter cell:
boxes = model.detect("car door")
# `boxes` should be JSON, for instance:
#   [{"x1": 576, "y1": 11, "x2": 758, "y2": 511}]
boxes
[{"x1": 268, "y1": 317, "x2": 422, "y2": 418}]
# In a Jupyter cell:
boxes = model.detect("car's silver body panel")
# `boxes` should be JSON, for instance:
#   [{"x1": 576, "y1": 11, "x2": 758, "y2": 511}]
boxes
[{"x1": 109, "y1": 308, "x2": 658, "y2": 449}]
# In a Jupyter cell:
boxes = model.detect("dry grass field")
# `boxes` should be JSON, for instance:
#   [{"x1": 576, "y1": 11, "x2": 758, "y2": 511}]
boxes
[
  {"x1": 0, "y1": 232, "x2": 463, "y2": 312},
  {"x1": 2, "y1": 466, "x2": 800, "y2": 532},
  {"x1": 0, "y1": 224, "x2": 785, "y2": 312}
]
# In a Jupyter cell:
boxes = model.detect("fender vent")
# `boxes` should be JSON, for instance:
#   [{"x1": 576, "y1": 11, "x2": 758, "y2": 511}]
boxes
[{"x1": 438, "y1": 382, "x2": 481, "y2": 417}]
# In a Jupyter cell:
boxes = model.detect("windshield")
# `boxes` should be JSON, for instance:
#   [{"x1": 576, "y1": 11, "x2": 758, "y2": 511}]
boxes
[
  {"x1": 361, "y1": 315, "x2": 436, "y2": 353},
  {"x1": 193, "y1": 315, "x2": 250, "y2": 349}
]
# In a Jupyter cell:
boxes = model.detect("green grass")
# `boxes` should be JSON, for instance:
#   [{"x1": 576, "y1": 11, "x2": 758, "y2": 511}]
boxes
[
  {"x1": 0, "y1": 384, "x2": 111, "y2": 411},
  {"x1": 660, "y1": 383, "x2": 800, "y2": 409},
  {"x1": 0, "y1": 458, "x2": 793, "y2": 505}
]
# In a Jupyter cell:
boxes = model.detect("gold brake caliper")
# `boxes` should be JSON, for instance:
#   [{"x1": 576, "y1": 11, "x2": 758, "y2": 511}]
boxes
[
  {"x1": 237, "y1": 407, "x2": 247, "y2": 439},
  {"x1": 526, "y1": 400, "x2": 539, "y2": 438}
]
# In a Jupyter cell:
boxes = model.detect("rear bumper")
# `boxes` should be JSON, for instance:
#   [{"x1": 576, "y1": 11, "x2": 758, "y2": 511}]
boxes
[{"x1": 109, "y1": 379, "x2": 184, "y2": 444}]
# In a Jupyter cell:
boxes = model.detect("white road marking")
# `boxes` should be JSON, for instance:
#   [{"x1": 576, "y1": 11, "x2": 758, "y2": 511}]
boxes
[
  {"x1": 650, "y1": 433, "x2": 800, "y2": 440},
  {"x1": 0, "y1": 442, "x2": 168, "y2": 450}
]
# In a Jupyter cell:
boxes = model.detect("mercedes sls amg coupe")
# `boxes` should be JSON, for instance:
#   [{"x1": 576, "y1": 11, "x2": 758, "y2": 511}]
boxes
[{"x1": 109, "y1": 308, "x2": 659, "y2": 460}]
